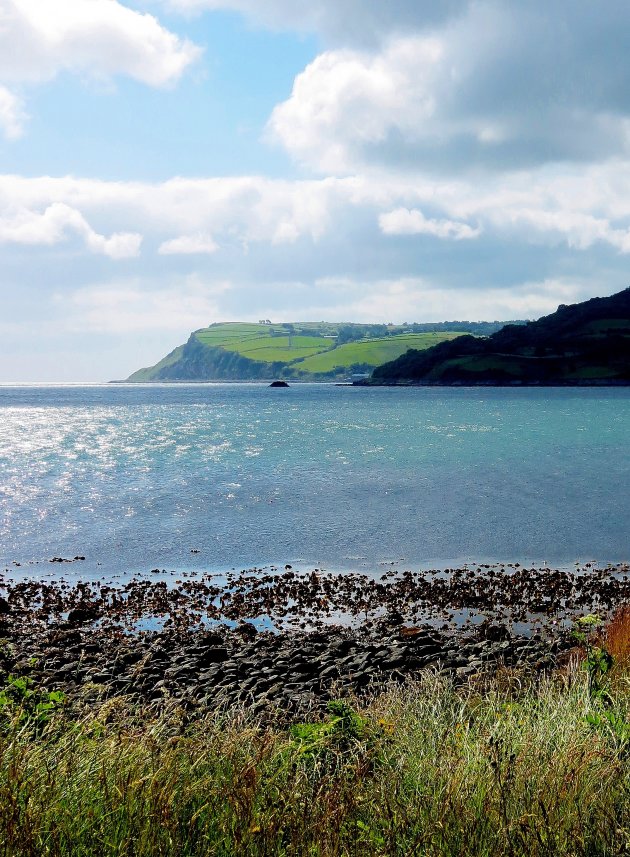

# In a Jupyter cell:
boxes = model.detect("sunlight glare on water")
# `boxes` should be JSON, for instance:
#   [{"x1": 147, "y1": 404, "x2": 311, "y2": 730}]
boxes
[{"x1": 0, "y1": 383, "x2": 628, "y2": 579}]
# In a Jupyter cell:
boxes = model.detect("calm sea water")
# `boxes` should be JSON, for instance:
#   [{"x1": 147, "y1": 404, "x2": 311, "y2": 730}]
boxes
[{"x1": 0, "y1": 383, "x2": 628, "y2": 579}]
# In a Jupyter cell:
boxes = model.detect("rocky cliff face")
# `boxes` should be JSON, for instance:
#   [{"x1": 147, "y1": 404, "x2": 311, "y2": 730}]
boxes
[{"x1": 129, "y1": 334, "x2": 283, "y2": 381}]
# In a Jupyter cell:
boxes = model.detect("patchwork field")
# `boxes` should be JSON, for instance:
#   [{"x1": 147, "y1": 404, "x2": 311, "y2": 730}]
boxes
[
  {"x1": 295, "y1": 332, "x2": 462, "y2": 374},
  {"x1": 194, "y1": 324, "x2": 464, "y2": 375},
  {"x1": 128, "y1": 321, "x2": 470, "y2": 381}
]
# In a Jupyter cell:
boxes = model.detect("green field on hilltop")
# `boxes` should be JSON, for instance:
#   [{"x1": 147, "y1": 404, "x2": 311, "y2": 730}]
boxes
[
  {"x1": 194, "y1": 324, "x2": 463, "y2": 375},
  {"x1": 222, "y1": 334, "x2": 330, "y2": 363},
  {"x1": 195, "y1": 323, "x2": 292, "y2": 346},
  {"x1": 295, "y1": 332, "x2": 462, "y2": 374},
  {"x1": 127, "y1": 321, "x2": 478, "y2": 381}
]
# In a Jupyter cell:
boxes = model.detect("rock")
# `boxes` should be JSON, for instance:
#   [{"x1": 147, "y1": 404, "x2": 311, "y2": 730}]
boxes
[
  {"x1": 319, "y1": 665, "x2": 340, "y2": 680},
  {"x1": 353, "y1": 671, "x2": 372, "y2": 688},
  {"x1": 398, "y1": 626, "x2": 433, "y2": 640},
  {"x1": 90, "y1": 672, "x2": 112, "y2": 684},
  {"x1": 409, "y1": 655, "x2": 439, "y2": 669},
  {"x1": 269, "y1": 380, "x2": 289, "y2": 387},
  {"x1": 235, "y1": 622, "x2": 258, "y2": 638},
  {"x1": 292, "y1": 661, "x2": 317, "y2": 676},
  {"x1": 380, "y1": 656, "x2": 406, "y2": 670},
  {"x1": 198, "y1": 647, "x2": 229, "y2": 666},
  {"x1": 447, "y1": 658, "x2": 470, "y2": 669},
  {"x1": 412, "y1": 643, "x2": 442, "y2": 658},
  {"x1": 67, "y1": 605, "x2": 101, "y2": 625},
  {"x1": 0, "y1": 597, "x2": 10, "y2": 614},
  {"x1": 478, "y1": 622, "x2": 511, "y2": 642}
]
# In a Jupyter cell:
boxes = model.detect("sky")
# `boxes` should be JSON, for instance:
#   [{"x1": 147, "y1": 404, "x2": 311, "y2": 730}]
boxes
[{"x1": 2, "y1": 1, "x2": 630, "y2": 380}]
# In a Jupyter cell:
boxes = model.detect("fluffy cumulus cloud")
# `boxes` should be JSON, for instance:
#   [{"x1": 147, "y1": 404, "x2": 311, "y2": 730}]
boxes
[
  {"x1": 2, "y1": 165, "x2": 629, "y2": 262},
  {"x1": 0, "y1": 0, "x2": 200, "y2": 139},
  {"x1": 3, "y1": 161, "x2": 630, "y2": 302},
  {"x1": 163, "y1": 0, "x2": 630, "y2": 173},
  {"x1": 260, "y1": 1, "x2": 630, "y2": 174},
  {"x1": 268, "y1": 36, "x2": 443, "y2": 173},
  {"x1": 0, "y1": 201, "x2": 141, "y2": 258}
]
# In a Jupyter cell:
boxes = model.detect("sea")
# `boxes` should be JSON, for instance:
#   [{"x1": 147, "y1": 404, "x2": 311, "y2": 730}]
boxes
[{"x1": 0, "y1": 383, "x2": 628, "y2": 581}]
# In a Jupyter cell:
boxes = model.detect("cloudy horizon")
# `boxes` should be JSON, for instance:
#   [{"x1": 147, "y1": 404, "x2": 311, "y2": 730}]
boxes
[{"x1": 2, "y1": 0, "x2": 630, "y2": 380}]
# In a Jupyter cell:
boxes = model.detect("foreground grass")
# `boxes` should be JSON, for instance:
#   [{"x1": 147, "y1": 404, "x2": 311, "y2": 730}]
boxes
[{"x1": 1, "y1": 659, "x2": 630, "y2": 857}]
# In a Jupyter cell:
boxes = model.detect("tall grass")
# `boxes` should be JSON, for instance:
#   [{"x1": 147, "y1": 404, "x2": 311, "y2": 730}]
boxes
[{"x1": 0, "y1": 663, "x2": 629, "y2": 856}]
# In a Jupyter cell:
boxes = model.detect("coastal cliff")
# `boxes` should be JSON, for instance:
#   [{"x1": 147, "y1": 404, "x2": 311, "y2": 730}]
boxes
[{"x1": 126, "y1": 321, "x2": 515, "y2": 382}]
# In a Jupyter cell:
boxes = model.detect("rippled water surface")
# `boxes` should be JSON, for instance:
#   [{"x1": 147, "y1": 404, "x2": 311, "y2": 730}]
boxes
[{"x1": 1, "y1": 383, "x2": 628, "y2": 578}]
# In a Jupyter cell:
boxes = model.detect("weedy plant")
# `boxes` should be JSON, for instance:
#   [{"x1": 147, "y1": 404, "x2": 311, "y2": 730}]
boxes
[
  {"x1": 571, "y1": 613, "x2": 614, "y2": 700},
  {"x1": 571, "y1": 609, "x2": 630, "y2": 756},
  {"x1": 289, "y1": 699, "x2": 374, "y2": 763},
  {"x1": 0, "y1": 672, "x2": 65, "y2": 731}
]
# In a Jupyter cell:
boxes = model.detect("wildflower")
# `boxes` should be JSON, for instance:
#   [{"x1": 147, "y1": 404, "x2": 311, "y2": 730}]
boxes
[{"x1": 378, "y1": 718, "x2": 395, "y2": 735}]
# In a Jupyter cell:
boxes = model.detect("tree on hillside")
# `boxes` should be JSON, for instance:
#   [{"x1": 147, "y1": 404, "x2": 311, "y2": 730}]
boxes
[{"x1": 337, "y1": 326, "x2": 363, "y2": 345}]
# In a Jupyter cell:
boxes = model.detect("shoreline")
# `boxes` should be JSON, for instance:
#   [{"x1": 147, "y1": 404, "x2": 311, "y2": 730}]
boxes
[{"x1": 2, "y1": 563, "x2": 628, "y2": 714}]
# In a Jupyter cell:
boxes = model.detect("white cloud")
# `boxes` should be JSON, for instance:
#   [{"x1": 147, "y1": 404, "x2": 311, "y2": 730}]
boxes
[
  {"x1": 0, "y1": 0, "x2": 201, "y2": 87},
  {"x1": 159, "y1": 233, "x2": 218, "y2": 255},
  {"x1": 486, "y1": 207, "x2": 630, "y2": 254},
  {"x1": 0, "y1": 173, "x2": 354, "y2": 248},
  {"x1": 271, "y1": 221, "x2": 301, "y2": 245},
  {"x1": 0, "y1": 85, "x2": 27, "y2": 140},
  {"x1": 268, "y1": 37, "x2": 443, "y2": 173},
  {"x1": 379, "y1": 207, "x2": 480, "y2": 240},
  {"x1": 0, "y1": 0, "x2": 200, "y2": 140},
  {"x1": 0, "y1": 202, "x2": 142, "y2": 258},
  {"x1": 4, "y1": 163, "x2": 630, "y2": 264}
]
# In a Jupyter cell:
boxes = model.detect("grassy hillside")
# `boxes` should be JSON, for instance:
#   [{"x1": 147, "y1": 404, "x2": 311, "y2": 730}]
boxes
[
  {"x1": 296, "y1": 332, "x2": 462, "y2": 374},
  {"x1": 371, "y1": 288, "x2": 630, "y2": 385},
  {"x1": 127, "y1": 322, "x2": 477, "y2": 381}
]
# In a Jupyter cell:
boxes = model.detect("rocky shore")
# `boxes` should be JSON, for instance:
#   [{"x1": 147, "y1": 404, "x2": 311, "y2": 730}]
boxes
[{"x1": 1, "y1": 563, "x2": 628, "y2": 715}]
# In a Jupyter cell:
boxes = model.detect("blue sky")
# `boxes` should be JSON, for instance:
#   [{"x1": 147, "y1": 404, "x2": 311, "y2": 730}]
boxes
[
  {"x1": 0, "y1": 9, "x2": 316, "y2": 180},
  {"x1": 2, "y1": 0, "x2": 630, "y2": 380}
]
